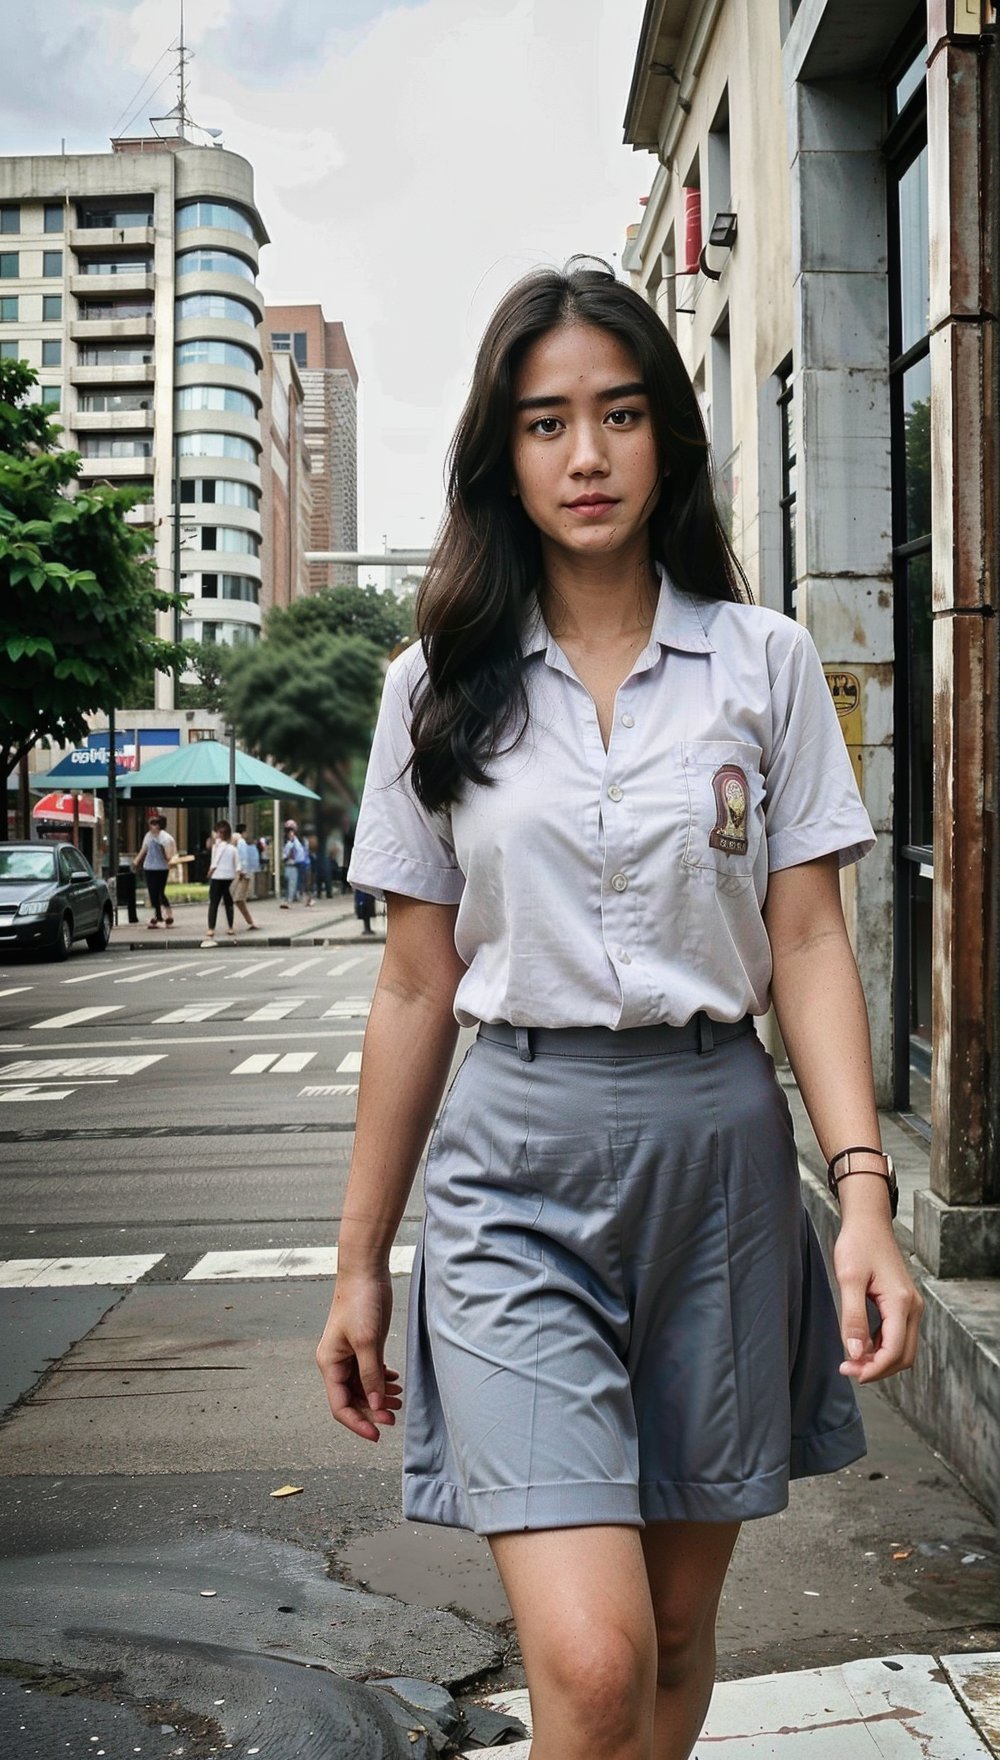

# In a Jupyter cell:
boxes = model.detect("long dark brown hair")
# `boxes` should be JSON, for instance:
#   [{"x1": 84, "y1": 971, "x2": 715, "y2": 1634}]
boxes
[{"x1": 409, "y1": 259, "x2": 749, "y2": 811}]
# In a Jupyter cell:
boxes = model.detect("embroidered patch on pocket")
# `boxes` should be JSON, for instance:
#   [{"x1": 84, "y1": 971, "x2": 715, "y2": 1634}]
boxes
[{"x1": 708, "y1": 764, "x2": 750, "y2": 856}]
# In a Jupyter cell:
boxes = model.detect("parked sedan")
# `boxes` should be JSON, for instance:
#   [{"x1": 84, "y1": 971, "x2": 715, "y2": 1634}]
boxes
[{"x1": 0, "y1": 842, "x2": 113, "y2": 959}]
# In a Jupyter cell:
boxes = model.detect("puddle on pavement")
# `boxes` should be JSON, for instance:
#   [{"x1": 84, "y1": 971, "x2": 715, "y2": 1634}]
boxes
[{"x1": 337, "y1": 1521, "x2": 510, "y2": 1625}]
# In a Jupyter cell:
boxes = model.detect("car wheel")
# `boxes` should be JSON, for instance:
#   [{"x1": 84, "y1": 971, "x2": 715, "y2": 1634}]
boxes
[
  {"x1": 86, "y1": 908, "x2": 112, "y2": 953},
  {"x1": 50, "y1": 915, "x2": 73, "y2": 961}
]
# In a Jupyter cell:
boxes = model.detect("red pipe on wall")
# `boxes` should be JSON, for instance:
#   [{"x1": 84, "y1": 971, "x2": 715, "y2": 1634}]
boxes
[{"x1": 683, "y1": 187, "x2": 702, "y2": 275}]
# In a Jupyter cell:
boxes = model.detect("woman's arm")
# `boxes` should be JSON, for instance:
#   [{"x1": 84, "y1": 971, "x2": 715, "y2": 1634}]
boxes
[
  {"x1": 763, "y1": 854, "x2": 923, "y2": 1384},
  {"x1": 316, "y1": 891, "x2": 466, "y2": 1441}
]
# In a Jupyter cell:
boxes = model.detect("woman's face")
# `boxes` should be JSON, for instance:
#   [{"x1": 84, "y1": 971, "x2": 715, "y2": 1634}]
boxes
[{"x1": 509, "y1": 321, "x2": 660, "y2": 568}]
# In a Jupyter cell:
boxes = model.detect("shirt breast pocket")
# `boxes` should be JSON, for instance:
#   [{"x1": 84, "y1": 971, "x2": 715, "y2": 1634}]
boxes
[{"x1": 681, "y1": 740, "x2": 765, "y2": 883}]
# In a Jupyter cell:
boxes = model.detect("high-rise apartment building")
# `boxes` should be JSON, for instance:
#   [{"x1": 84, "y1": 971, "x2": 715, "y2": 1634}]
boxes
[
  {"x1": 263, "y1": 306, "x2": 358, "y2": 589},
  {"x1": 258, "y1": 341, "x2": 313, "y2": 617},
  {"x1": 0, "y1": 139, "x2": 269, "y2": 707}
]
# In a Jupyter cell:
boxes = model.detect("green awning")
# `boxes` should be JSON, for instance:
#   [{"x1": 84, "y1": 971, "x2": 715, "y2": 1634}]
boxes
[{"x1": 116, "y1": 740, "x2": 319, "y2": 806}]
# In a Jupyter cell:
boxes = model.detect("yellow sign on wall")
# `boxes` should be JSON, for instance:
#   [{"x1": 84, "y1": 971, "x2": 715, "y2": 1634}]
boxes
[{"x1": 825, "y1": 669, "x2": 864, "y2": 790}]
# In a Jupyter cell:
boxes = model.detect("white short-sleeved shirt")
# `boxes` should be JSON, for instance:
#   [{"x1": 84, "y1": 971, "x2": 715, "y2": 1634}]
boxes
[{"x1": 348, "y1": 568, "x2": 875, "y2": 1029}]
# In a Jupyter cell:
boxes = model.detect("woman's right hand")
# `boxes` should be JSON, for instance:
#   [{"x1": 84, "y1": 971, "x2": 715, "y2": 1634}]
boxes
[{"x1": 316, "y1": 1270, "x2": 402, "y2": 1442}]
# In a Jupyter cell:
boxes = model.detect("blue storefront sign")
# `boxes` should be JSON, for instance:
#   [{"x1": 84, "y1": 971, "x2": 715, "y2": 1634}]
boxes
[{"x1": 43, "y1": 729, "x2": 181, "y2": 783}]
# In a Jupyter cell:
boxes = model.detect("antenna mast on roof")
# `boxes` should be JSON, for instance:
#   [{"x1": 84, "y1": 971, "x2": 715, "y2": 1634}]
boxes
[{"x1": 150, "y1": 0, "x2": 193, "y2": 141}]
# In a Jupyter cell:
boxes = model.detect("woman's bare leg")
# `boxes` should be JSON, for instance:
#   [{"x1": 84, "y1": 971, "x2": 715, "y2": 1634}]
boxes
[
  {"x1": 641, "y1": 1520, "x2": 742, "y2": 1759},
  {"x1": 489, "y1": 1526, "x2": 657, "y2": 1760}
]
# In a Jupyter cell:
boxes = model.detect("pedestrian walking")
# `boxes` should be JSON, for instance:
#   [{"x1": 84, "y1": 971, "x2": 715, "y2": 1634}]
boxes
[
  {"x1": 231, "y1": 822, "x2": 261, "y2": 931},
  {"x1": 353, "y1": 886, "x2": 376, "y2": 935},
  {"x1": 133, "y1": 814, "x2": 176, "y2": 928},
  {"x1": 202, "y1": 819, "x2": 238, "y2": 946},
  {"x1": 315, "y1": 262, "x2": 924, "y2": 1760},
  {"x1": 280, "y1": 821, "x2": 305, "y2": 908}
]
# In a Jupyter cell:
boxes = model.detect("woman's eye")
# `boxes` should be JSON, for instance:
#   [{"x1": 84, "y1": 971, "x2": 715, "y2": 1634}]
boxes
[
  {"x1": 606, "y1": 407, "x2": 640, "y2": 427},
  {"x1": 529, "y1": 416, "x2": 562, "y2": 436}
]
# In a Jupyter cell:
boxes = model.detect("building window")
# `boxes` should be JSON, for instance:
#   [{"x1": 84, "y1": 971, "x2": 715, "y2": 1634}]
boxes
[
  {"x1": 180, "y1": 477, "x2": 259, "y2": 509},
  {"x1": 176, "y1": 200, "x2": 255, "y2": 240},
  {"x1": 176, "y1": 293, "x2": 257, "y2": 327},
  {"x1": 0, "y1": 339, "x2": 19, "y2": 361},
  {"x1": 78, "y1": 435, "x2": 153, "y2": 458},
  {"x1": 40, "y1": 384, "x2": 61, "y2": 409},
  {"x1": 43, "y1": 203, "x2": 64, "y2": 234},
  {"x1": 0, "y1": 295, "x2": 16, "y2": 321},
  {"x1": 78, "y1": 345, "x2": 153, "y2": 366},
  {"x1": 176, "y1": 384, "x2": 256, "y2": 415},
  {"x1": 777, "y1": 356, "x2": 797, "y2": 616},
  {"x1": 77, "y1": 203, "x2": 154, "y2": 230},
  {"x1": 177, "y1": 431, "x2": 258, "y2": 462},
  {"x1": 886, "y1": 25, "x2": 932, "y2": 1120},
  {"x1": 198, "y1": 525, "x2": 260, "y2": 556},
  {"x1": 293, "y1": 331, "x2": 307, "y2": 367},
  {"x1": 176, "y1": 338, "x2": 257, "y2": 372},
  {"x1": 82, "y1": 258, "x2": 153, "y2": 276},
  {"x1": 42, "y1": 250, "x2": 63, "y2": 278},
  {"x1": 176, "y1": 247, "x2": 256, "y2": 282},
  {"x1": 0, "y1": 252, "x2": 18, "y2": 279},
  {"x1": 78, "y1": 299, "x2": 153, "y2": 321},
  {"x1": 271, "y1": 332, "x2": 290, "y2": 352},
  {"x1": 42, "y1": 294, "x2": 62, "y2": 321},
  {"x1": 0, "y1": 206, "x2": 19, "y2": 234},
  {"x1": 41, "y1": 339, "x2": 61, "y2": 366},
  {"x1": 79, "y1": 391, "x2": 153, "y2": 412}
]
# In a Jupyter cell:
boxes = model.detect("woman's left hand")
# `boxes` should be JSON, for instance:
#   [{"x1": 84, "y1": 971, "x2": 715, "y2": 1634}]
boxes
[{"x1": 833, "y1": 1221, "x2": 924, "y2": 1383}]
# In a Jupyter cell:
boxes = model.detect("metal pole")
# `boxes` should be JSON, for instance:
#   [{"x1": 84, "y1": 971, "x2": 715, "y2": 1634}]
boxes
[
  {"x1": 18, "y1": 755, "x2": 31, "y2": 839},
  {"x1": 107, "y1": 703, "x2": 118, "y2": 905},
  {"x1": 227, "y1": 724, "x2": 237, "y2": 831}
]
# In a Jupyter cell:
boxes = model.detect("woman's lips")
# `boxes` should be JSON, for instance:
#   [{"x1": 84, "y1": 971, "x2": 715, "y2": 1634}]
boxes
[{"x1": 566, "y1": 497, "x2": 618, "y2": 518}]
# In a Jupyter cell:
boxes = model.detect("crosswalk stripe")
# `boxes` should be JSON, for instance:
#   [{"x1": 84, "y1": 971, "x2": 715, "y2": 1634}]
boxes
[
  {"x1": 30, "y1": 1005, "x2": 122, "y2": 1031},
  {"x1": 0, "y1": 1253, "x2": 164, "y2": 1287},
  {"x1": 153, "y1": 1001, "x2": 233, "y2": 1024},
  {"x1": 62, "y1": 964, "x2": 144, "y2": 985},
  {"x1": 0, "y1": 987, "x2": 33, "y2": 999},
  {"x1": 220, "y1": 958, "x2": 281, "y2": 979},
  {"x1": 280, "y1": 956, "x2": 324, "y2": 977},
  {"x1": 326, "y1": 955, "x2": 369, "y2": 977},
  {"x1": 0, "y1": 1055, "x2": 164, "y2": 1078},
  {"x1": 244, "y1": 999, "x2": 306, "y2": 1021},
  {"x1": 271, "y1": 1051, "x2": 316, "y2": 1073},
  {"x1": 115, "y1": 959, "x2": 204, "y2": 984},
  {"x1": 337, "y1": 1050, "x2": 363, "y2": 1073},
  {"x1": 321, "y1": 998, "x2": 371, "y2": 1019},
  {"x1": 184, "y1": 1244, "x2": 415, "y2": 1281},
  {"x1": 231, "y1": 1052, "x2": 278, "y2": 1074},
  {"x1": 0, "y1": 1085, "x2": 76, "y2": 1102},
  {"x1": 298, "y1": 1083, "x2": 357, "y2": 1097}
]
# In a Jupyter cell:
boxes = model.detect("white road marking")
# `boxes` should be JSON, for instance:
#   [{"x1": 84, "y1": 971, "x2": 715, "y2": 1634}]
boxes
[
  {"x1": 30, "y1": 1005, "x2": 123, "y2": 1031},
  {"x1": 244, "y1": 999, "x2": 308, "y2": 1021},
  {"x1": 0, "y1": 1085, "x2": 76, "y2": 1102},
  {"x1": 184, "y1": 1243, "x2": 415, "y2": 1281},
  {"x1": 0, "y1": 1254, "x2": 163, "y2": 1287},
  {"x1": 153, "y1": 1001, "x2": 234, "y2": 1023},
  {"x1": 0, "y1": 987, "x2": 33, "y2": 999},
  {"x1": 114, "y1": 959, "x2": 204, "y2": 984},
  {"x1": 62, "y1": 964, "x2": 145, "y2": 985},
  {"x1": 0, "y1": 1055, "x2": 164, "y2": 1079},
  {"x1": 321, "y1": 997, "x2": 370, "y2": 1019},
  {"x1": 220, "y1": 958, "x2": 282, "y2": 980},
  {"x1": 0, "y1": 1028, "x2": 364, "y2": 1051},
  {"x1": 231, "y1": 1053, "x2": 278, "y2": 1075},
  {"x1": 336, "y1": 1050, "x2": 363, "y2": 1073},
  {"x1": 280, "y1": 956, "x2": 324, "y2": 977},
  {"x1": 271, "y1": 1051, "x2": 316, "y2": 1073},
  {"x1": 298, "y1": 1084, "x2": 357, "y2": 1097},
  {"x1": 326, "y1": 955, "x2": 370, "y2": 978},
  {"x1": 231, "y1": 1050, "x2": 317, "y2": 1075}
]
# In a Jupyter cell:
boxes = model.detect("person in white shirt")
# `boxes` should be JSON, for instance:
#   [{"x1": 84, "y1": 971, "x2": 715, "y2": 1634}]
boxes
[
  {"x1": 134, "y1": 814, "x2": 177, "y2": 928},
  {"x1": 315, "y1": 261, "x2": 923, "y2": 1760},
  {"x1": 202, "y1": 820, "x2": 239, "y2": 946},
  {"x1": 231, "y1": 821, "x2": 260, "y2": 931}
]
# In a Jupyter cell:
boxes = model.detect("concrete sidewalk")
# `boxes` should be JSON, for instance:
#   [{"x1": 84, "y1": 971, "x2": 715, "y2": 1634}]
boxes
[
  {"x1": 111, "y1": 884, "x2": 383, "y2": 949},
  {"x1": 467, "y1": 1654, "x2": 1000, "y2": 1757}
]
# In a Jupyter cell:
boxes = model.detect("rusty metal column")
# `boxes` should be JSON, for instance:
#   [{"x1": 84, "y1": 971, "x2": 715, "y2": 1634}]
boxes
[{"x1": 916, "y1": 0, "x2": 999, "y2": 1274}]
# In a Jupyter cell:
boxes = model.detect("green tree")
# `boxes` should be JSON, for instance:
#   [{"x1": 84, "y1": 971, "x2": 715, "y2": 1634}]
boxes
[
  {"x1": 176, "y1": 638, "x2": 228, "y2": 713},
  {"x1": 223, "y1": 630, "x2": 383, "y2": 788},
  {"x1": 0, "y1": 359, "x2": 179, "y2": 781},
  {"x1": 266, "y1": 581, "x2": 415, "y2": 655}
]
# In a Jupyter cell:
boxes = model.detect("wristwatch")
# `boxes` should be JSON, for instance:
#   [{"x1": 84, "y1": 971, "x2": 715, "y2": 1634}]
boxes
[{"x1": 827, "y1": 1147, "x2": 898, "y2": 1218}]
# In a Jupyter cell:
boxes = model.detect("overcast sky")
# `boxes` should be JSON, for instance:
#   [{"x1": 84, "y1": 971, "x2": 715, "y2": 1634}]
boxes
[{"x1": 9, "y1": 0, "x2": 654, "y2": 571}]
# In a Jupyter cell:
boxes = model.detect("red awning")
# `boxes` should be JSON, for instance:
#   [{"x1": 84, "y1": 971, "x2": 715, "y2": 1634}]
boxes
[{"x1": 32, "y1": 791, "x2": 103, "y2": 827}]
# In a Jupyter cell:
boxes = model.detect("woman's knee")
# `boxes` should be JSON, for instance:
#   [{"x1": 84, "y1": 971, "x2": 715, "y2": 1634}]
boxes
[
  {"x1": 653, "y1": 1617, "x2": 717, "y2": 1693},
  {"x1": 542, "y1": 1620, "x2": 656, "y2": 1725}
]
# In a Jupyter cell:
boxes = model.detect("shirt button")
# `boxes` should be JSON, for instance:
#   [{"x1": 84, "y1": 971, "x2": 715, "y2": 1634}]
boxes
[
  {"x1": 607, "y1": 784, "x2": 623, "y2": 802},
  {"x1": 617, "y1": 948, "x2": 632, "y2": 965},
  {"x1": 610, "y1": 873, "x2": 628, "y2": 893},
  {"x1": 620, "y1": 713, "x2": 635, "y2": 728}
]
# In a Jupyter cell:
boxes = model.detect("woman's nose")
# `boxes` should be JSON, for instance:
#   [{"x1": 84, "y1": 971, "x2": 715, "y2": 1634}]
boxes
[{"x1": 568, "y1": 424, "x2": 609, "y2": 475}]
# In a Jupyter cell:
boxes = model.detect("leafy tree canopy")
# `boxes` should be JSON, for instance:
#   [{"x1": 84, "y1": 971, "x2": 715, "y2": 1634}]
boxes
[
  {"x1": 266, "y1": 581, "x2": 415, "y2": 655},
  {"x1": 223, "y1": 630, "x2": 384, "y2": 782},
  {"x1": 176, "y1": 638, "x2": 228, "y2": 714},
  {"x1": 0, "y1": 358, "x2": 180, "y2": 780}
]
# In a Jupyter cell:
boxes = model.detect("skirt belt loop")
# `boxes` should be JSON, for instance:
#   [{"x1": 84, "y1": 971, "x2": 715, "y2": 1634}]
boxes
[
  {"x1": 515, "y1": 1026, "x2": 535, "y2": 1062},
  {"x1": 697, "y1": 1012, "x2": 715, "y2": 1055}
]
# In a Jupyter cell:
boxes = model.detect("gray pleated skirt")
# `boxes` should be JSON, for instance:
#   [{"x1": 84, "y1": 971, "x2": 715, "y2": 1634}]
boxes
[{"x1": 403, "y1": 1015, "x2": 866, "y2": 1535}]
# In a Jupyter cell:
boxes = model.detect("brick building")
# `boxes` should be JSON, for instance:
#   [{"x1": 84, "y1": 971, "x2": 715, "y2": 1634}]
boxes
[{"x1": 263, "y1": 305, "x2": 358, "y2": 589}]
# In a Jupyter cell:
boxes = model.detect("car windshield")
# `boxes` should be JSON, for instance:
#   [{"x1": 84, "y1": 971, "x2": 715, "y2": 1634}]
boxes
[{"x1": 0, "y1": 849, "x2": 57, "y2": 882}]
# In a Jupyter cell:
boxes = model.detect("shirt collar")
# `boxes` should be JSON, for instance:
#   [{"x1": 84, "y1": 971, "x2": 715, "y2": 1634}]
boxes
[{"x1": 519, "y1": 562, "x2": 715, "y2": 660}]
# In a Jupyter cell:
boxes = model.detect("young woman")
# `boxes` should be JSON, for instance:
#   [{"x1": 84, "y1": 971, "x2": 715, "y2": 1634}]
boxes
[
  {"x1": 316, "y1": 262, "x2": 923, "y2": 1760},
  {"x1": 202, "y1": 819, "x2": 238, "y2": 946}
]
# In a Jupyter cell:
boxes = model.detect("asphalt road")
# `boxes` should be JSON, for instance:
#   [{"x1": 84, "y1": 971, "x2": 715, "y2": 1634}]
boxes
[{"x1": 0, "y1": 944, "x2": 997, "y2": 1758}]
